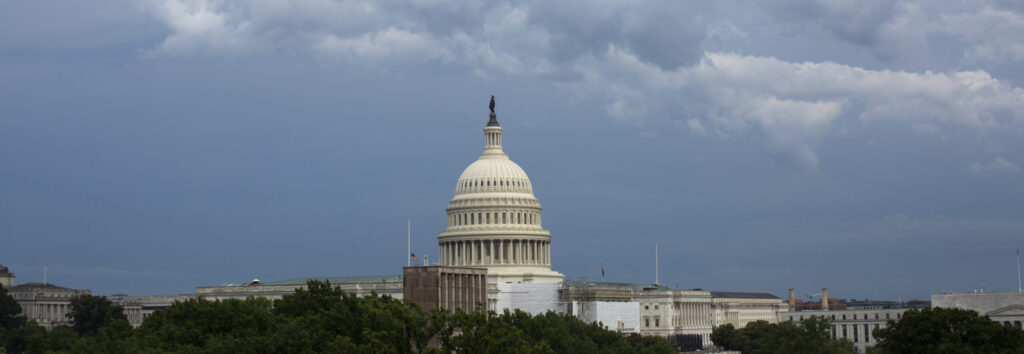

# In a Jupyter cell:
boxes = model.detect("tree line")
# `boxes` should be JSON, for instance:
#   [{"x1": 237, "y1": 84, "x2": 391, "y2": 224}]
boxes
[
  {"x1": 1, "y1": 281, "x2": 674, "y2": 353},
  {"x1": 710, "y1": 307, "x2": 1024, "y2": 353}
]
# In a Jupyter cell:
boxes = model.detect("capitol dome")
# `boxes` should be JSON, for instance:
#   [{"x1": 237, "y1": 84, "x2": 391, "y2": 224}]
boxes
[
  {"x1": 437, "y1": 101, "x2": 563, "y2": 284},
  {"x1": 454, "y1": 158, "x2": 533, "y2": 195}
]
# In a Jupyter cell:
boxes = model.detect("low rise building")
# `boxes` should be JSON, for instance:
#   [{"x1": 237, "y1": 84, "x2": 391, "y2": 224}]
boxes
[
  {"x1": 932, "y1": 292, "x2": 1024, "y2": 328},
  {"x1": 780, "y1": 307, "x2": 910, "y2": 353},
  {"x1": 6, "y1": 283, "x2": 91, "y2": 329}
]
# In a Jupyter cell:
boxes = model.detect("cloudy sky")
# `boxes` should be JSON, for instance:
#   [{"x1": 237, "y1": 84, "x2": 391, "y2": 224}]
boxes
[{"x1": 2, "y1": 0, "x2": 1023, "y2": 301}]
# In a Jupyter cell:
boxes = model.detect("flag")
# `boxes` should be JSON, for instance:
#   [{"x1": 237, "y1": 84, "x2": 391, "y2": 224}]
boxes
[
  {"x1": 410, "y1": 252, "x2": 418, "y2": 262},
  {"x1": 601, "y1": 259, "x2": 605, "y2": 279}
]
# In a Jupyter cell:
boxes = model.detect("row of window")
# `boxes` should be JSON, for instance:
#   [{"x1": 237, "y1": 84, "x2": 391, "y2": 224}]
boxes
[
  {"x1": 450, "y1": 210, "x2": 539, "y2": 226},
  {"x1": 834, "y1": 323, "x2": 878, "y2": 343},
  {"x1": 790, "y1": 312, "x2": 902, "y2": 322},
  {"x1": 458, "y1": 178, "x2": 530, "y2": 191}
]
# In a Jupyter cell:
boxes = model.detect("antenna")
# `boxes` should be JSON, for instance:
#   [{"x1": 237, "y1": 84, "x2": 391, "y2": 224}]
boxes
[
  {"x1": 407, "y1": 219, "x2": 411, "y2": 267},
  {"x1": 655, "y1": 243, "x2": 659, "y2": 286},
  {"x1": 43, "y1": 262, "x2": 47, "y2": 286}
]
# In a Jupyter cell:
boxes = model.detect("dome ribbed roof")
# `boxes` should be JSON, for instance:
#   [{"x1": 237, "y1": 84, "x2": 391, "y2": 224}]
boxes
[{"x1": 454, "y1": 158, "x2": 533, "y2": 195}]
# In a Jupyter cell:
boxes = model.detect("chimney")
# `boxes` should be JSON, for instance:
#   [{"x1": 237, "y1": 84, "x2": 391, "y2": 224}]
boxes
[
  {"x1": 788, "y1": 288, "x2": 796, "y2": 310},
  {"x1": 821, "y1": 288, "x2": 829, "y2": 311}
]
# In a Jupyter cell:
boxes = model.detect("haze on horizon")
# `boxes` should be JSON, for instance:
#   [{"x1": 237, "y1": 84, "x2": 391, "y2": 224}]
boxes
[{"x1": 2, "y1": 0, "x2": 1023, "y2": 302}]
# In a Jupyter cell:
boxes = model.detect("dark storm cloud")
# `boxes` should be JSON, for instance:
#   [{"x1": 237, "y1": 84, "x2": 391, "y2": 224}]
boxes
[{"x1": 1, "y1": 0, "x2": 1022, "y2": 301}]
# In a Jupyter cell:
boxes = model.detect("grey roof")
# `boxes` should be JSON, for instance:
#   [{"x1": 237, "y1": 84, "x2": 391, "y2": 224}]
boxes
[
  {"x1": 7, "y1": 282, "x2": 80, "y2": 292},
  {"x1": 710, "y1": 291, "x2": 781, "y2": 300},
  {"x1": 563, "y1": 281, "x2": 673, "y2": 291},
  {"x1": 257, "y1": 275, "x2": 403, "y2": 286}
]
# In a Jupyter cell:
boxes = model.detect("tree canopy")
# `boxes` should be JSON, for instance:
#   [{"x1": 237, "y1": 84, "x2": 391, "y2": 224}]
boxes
[
  {"x1": 870, "y1": 307, "x2": 1024, "y2": 354},
  {"x1": 711, "y1": 317, "x2": 856, "y2": 354},
  {"x1": 0, "y1": 280, "x2": 675, "y2": 353},
  {"x1": 67, "y1": 294, "x2": 127, "y2": 336}
]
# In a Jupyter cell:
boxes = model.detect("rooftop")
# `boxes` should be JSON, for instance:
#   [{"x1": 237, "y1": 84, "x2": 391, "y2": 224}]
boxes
[
  {"x1": 7, "y1": 282, "x2": 84, "y2": 292},
  {"x1": 222, "y1": 275, "x2": 403, "y2": 287},
  {"x1": 710, "y1": 291, "x2": 781, "y2": 300}
]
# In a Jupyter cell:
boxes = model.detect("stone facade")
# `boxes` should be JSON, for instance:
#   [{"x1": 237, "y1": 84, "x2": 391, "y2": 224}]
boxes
[
  {"x1": 403, "y1": 266, "x2": 488, "y2": 313},
  {"x1": 932, "y1": 292, "x2": 1024, "y2": 329},
  {"x1": 6, "y1": 283, "x2": 91, "y2": 329},
  {"x1": 780, "y1": 308, "x2": 910, "y2": 353},
  {"x1": 711, "y1": 291, "x2": 789, "y2": 329},
  {"x1": 0, "y1": 264, "x2": 14, "y2": 287}
]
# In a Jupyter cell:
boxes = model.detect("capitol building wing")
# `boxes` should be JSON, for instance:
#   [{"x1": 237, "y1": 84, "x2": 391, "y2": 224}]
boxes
[{"x1": 437, "y1": 105, "x2": 563, "y2": 284}]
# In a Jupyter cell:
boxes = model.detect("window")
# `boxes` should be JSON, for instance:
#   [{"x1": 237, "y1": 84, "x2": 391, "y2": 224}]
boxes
[
  {"x1": 645, "y1": 318, "x2": 650, "y2": 327},
  {"x1": 897, "y1": 313, "x2": 901, "y2": 319},
  {"x1": 655, "y1": 318, "x2": 660, "y2": 327},
  {"x1": 875, "y1": 313, "x2": 879, "y2": 319},
  {"x1": 644, "y1": 305, "x2": 649, "y2": 310},
  {"x1": 864, "y1": 324, "x2": 870, "y2": 342},
  {"x1": 654, "y1": 305, "x2": 659, "y2": 310},
  {"x1": 842, "y1": 325, "x2": 847, "y2": 338},
  {"x1": 853, "y1": 314, "x2": 857, "y2": 320},
  {"x1": 832, "y1": 325, "x2": 837, "y2": 339},
  {"x1": 831, "y1": 315, "x2": 835, "y2": 320},
  {"x1": 853, "y1": 326, "x2": 858, "y2": 343},
  {"x1": 790, "y1": 316, "x2": 794, "y2": 321},
  {"x1": 842, "y1": 314, "x2": 846, "y2": 320},
  {"x1": 886, "y1": 313, "x2": 890, "y2": 319}
]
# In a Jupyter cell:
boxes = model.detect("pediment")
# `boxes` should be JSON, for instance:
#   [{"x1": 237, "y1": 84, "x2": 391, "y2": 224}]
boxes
[{"x1": 986, "y1": 304, "x2": 1024, "y2": 317}]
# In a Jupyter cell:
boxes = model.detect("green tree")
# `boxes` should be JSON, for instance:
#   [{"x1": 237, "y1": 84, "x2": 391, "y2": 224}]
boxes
[
  {"x1": 710, "y1": 323, "x2": 741, "y2": 350},
  {"x1": 67, "y1": 294, "x2": 127, "y2": 336},
  {"x1": 711, "y1": 317, "x2": 855, "y2": 354},
  {"x1": 443, "y1": 308, "x2": 674, "y2": 354},
  {"x1": 870, "y1": 307, "x2": 1024, "y2": 354},
  {"x1": 134, "y1": 296, "x2": 277, "y2": 353}
]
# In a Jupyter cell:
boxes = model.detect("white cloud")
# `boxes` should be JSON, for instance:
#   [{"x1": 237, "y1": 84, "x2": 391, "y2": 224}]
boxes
[
  {"x1": 971, "y1": 156, "x2": 1020, "y2": 175},
  {"x1": 314, "y1": 27, "x2": 452, "y2": 64},
  {"x1": 566, "y1": 50, "x2": 1024, "y2": 169},
  {"x1": 687, "y1": 119, "x2": 707, "y2": 135},
  {"x1": 141, "y1": 0, "x2": 1024, "y2": 170}
]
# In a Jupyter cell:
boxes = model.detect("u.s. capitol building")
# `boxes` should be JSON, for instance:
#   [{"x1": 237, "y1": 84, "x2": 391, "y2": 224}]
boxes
[{"x1": 128, "y1": 98, "x2": 787, "y2": 351}]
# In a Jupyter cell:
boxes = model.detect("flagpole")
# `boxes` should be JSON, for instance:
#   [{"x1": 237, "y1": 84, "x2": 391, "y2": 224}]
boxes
[
  {"x1": 655, "y1": 243, "x2": 659, "y2": 286},
  {"x1": 1017, "y1": 247, "x2": 1021, "y2": 294},
  {"x1": 407, "y1": 219, "x2": 411, "y2": 267}
]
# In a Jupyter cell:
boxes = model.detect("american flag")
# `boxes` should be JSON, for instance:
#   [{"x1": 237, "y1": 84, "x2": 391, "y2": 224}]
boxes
[{"x1": 410, "y1": 252, "x2": 418, "y2": 262}]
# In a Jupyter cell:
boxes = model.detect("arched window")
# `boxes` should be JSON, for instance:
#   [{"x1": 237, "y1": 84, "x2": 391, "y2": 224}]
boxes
[
  {"x1": 503, "y1": 213, "x2": 507, "y2": 224},
  {"x1": 471, "y1": 214, "x2": 475, "y2": 225},
  {"x1": 486, "y1": 213, "x2": 490, "y2": 224}
]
